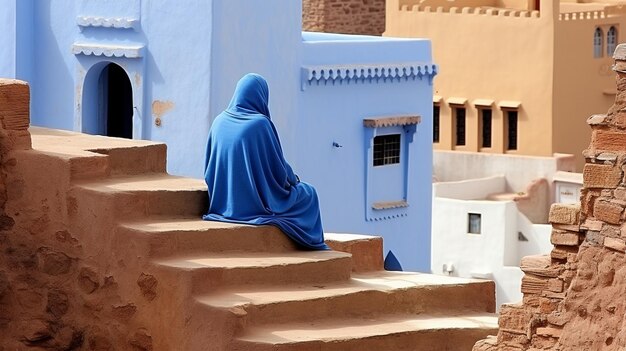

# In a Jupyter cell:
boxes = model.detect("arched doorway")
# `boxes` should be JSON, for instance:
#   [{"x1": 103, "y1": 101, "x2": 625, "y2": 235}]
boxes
[{"x1": 98, "y1": 63, "x2": 133, "y2": 138}]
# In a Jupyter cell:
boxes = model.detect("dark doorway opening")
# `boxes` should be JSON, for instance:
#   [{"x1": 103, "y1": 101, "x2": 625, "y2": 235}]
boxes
[{"x1": 99, "y1": 63, "x2": 133, "y2": 138}]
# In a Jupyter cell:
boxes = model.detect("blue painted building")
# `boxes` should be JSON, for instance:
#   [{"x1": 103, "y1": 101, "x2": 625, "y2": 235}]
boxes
[{"x1": 1, "y1": 0, "x2": 437, "y2": 271}]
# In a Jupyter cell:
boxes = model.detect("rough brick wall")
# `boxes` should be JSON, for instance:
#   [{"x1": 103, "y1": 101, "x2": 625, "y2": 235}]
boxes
[
  {"x1": 0, "y1": 80, "x2": 152, "y2": 350},
  {"x1": 302, "y1": 0, "x2": 385, "y2": 36},
  {"x1": 473, "y1": 44, "x2": 626, "y2": 351}
]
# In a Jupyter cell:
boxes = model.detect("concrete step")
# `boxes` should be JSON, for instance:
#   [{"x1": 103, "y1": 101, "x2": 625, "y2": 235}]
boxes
[
  {"x1": 229, "y1": 313, "x2": 498, "y2": 351},
  {"x1": 324, "y1": 233, "x2": 383, "y2": 272},
  {"x1": 30, "y1": 127, "x2": 167, "y2": 178},
  {"x1": 197, "y1": 271, "x2": 495, "y2": 326},
  {"x1": 155, "y1": 250, "x2": 353, "y2": 291},
  {"x1": 70, "y1": 174, "x2": 207, "y2": 219},
  {"x1": 118, "y1": 219, "x2": 299, "y2": 257}
]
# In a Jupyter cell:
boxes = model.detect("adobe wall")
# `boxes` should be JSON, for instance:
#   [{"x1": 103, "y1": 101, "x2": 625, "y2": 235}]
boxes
[
  {"x1": 473, "y1": 43, "x2": 626, "y2": 351},
  {"x1": 0, "y1": 80, "x2": 153, "y2": 350},
  {"x1": 302, "y1": 0, "x2": 385, "y2": 35}
]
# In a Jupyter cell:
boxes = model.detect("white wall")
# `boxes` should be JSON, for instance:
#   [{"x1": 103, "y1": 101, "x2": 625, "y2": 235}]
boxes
[
  {"x1": 433, "y1": 150, "x2": 576, "y2": 194},
  {"x1": 432, "y1": 195, "x2": 553, "y2": 308},
  {"x1": 433, "y1": 175, "x2": 506, "y2": 200}
]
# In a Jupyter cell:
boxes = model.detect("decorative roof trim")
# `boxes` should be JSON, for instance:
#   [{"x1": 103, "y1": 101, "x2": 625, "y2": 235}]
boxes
[
  {"x1": 302, "y1": 63, "x2": 437, "y2": 90},
  {"x1": 77, "y1": 16, "x2": 138, "y2": 29},
  {"x1": 72, "y1": 43, "x2": 144, "y2": 58},
  {"x1": 447, "y1": 97, "x2": 467, "y2": 105},
  {"x1": 499, "y1": 100, "x2": 522, "y2": 109},
  {"x1": 363, "y1": 116, "x2": 421, "y2": 128},
  {"x1": 473, "y1": 99, "x2": 494, "y2": 106}
]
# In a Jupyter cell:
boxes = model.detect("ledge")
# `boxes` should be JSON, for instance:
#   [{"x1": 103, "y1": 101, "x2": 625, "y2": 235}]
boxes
[
  {"x1": 473, "y1": 99, "x2": 494, "y2": 107},
  {"x1": 72, "y1": 43, "x2": 144, "y2": 58},
  {"x1": 447, "y1": 97, "x2": 467, "y2": 105},
  {"x1": 499, "y1": 100, "x2": 521, "y2": 109},
  {"x1": 302, "y1": 63, "x2": 437, "y2": 89},
  {"x1": 363, "y1": 116, "x2": 421, "y2": 128},
  {"x1": 77, "y1": 16, "x2": 137, "y2": 29},
  {"x1": 372, "y1": 200, "x2": 409, "y2": 210}
]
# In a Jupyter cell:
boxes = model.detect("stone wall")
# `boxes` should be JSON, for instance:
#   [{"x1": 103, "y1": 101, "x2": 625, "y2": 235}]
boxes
[
  {"x1": 302, "y1": 0, "x2": 385, "y2": 36},
  {"x1": 473, "y1": 44, "x2": 626, "y2": 351}
]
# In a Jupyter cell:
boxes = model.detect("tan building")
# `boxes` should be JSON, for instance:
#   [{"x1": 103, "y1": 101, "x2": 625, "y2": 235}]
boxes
[{"x1": 385, "y1": 0, "x2": 626, "y2": 170}]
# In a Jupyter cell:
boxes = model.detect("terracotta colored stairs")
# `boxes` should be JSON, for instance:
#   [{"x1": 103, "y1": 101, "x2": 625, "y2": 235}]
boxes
[{"x1": 28, "y1": 127, "x2": 498, "y2": 350}]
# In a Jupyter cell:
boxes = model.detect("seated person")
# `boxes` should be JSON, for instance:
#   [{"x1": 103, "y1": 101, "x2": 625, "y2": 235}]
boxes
[{"x1": 202, "y1": 73, "x2": 328, "y2": 250}]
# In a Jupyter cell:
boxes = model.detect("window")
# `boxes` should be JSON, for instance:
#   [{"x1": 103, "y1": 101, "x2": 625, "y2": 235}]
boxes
[
  {"x1": 608, "y1": 26, "x2": 618, "y2": 56},
  {"x1": 433, "y1": 104, "x2": 440, "y2": 143},
  {"x1": 594, "y1": 27, "x2": 604, "y2": 58},
  {"x1": 454, "y1": 107, "x2": 466, "y2": 146},
  {"x1": 506, "y1": 110, "x2": 518, "y2": 150},
  {"x1": 373, "y1": 134, "x2": 401, "y2": 166},
  {"x1": 468, "y1": 213, "x2": 481, "y2": 234},
  {"x1": 480, "y1": 108, "x2": 492, "y2": 148}
]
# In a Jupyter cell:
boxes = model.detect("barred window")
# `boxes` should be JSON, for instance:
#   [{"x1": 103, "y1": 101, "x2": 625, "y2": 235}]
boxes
[
  {"x1": 433, "y1": 104, "x2": 440, "y2": 143},
  {"x1": 481, "y1": 108, "x2": 492, "y2": 148},
  {"x1": 468, "y1": 213, "x2": 481, "y2": 234},
  {"x1": 373, "y1": 134, "x2": 401, "y2": 166},
  {"x1": 594, "y1": 27, "x2": 603, "y2": 58},
  {"x1": 454, "y1": 107, "x2": 466, "y2": 146},
  {"x1": 506, "y1": 110, "x2": 518, "y2": 151},
  {"x1": 608, "y1": 26, "x2": 618, "y2": 56}
]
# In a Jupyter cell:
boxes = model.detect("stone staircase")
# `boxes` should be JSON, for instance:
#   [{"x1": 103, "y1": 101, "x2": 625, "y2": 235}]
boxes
[{"x1": 21, "y1": 126, "x2": 498, "y2": 350}]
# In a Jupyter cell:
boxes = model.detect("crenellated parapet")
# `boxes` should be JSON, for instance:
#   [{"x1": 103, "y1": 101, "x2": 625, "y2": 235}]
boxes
[{"x1": 398, "y1": 5, "x2": 540, "y2": 19}]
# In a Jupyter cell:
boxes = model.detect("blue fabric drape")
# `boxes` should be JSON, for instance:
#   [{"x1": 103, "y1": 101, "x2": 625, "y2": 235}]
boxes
[{"x1": 203, "y1": 73, "x2": 328, "y2": 250}]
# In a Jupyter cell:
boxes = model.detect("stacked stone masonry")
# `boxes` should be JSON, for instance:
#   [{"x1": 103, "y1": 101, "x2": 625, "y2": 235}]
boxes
[
  {"x1": 302, "y1": 0, "x2": 385, "y2": 36},
  {"x1": 474, "y1": 44, "x2": 626, "y2": 350}
]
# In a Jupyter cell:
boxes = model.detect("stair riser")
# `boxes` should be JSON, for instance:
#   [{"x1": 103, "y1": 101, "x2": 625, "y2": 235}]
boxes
[
  {"x1": 69, "y1": 155, "x2": 110, "y2": 180},
  {"x1": 71, "y1": 187, "x2": 207, "y2": 220},
  {"x1": 326, "y1": 238, "x2": 383, "y2": 272},
  {"x1": 168, "y1": 257, "x2": 353, "y2": 294},
  {"x1": 227, "y1": 282, "x2": 496, "y2": 326},
  {"x1": 90, "y1": 144, "x2": 167, "y2": 175},
  {"x1": 231, "y1": 327, "x2": 498, "y2": 351},
  {"x1": 119, "y1": 226, "x2": 299, "y2": 257}
]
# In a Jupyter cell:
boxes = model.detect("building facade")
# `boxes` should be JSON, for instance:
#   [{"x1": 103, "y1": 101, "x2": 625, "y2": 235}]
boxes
[
  {"x1": 0, "y1": 0, "x2": 437, "y2": 271},
  {"x1": 385, "y1": 0, "x2": 626, "y2": 170}
]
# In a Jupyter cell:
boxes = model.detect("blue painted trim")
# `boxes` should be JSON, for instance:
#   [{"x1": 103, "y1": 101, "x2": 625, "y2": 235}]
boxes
[
  {"x1": 72, "y1": 43, "x2": 144, "y2": 58},
  {"x1": 77, "y1": 16, "x2": 138, "y2": 30}
]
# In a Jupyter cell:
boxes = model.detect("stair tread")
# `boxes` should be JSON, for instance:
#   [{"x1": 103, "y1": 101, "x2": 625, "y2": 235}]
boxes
[
  {"x1": 76, "y1": 173, "x2": 207, "y2": 192},
  {"x1": 236, "y1": 313, "x2": 498, "y2": 344},
  {"x1": 156, "y1": 250, "x2": 352, "y2": 269},
  {"x1": 31, "y1": 126, "x2": 163, "y2": 153},
  {"x1": 121, "y1": 218, "x2": 268, "y2": 233},
  {"x1": 324, "y1": 233, "x2": 381, "y2": 242},
  {"x1": 198, "y1": 271, "x2": 489, "y2": 308}
]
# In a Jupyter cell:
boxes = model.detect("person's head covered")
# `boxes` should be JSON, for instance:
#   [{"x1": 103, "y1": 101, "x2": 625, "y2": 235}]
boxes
[{"x1": 226, "y1": 73, "x2": 270, "y2": 118}]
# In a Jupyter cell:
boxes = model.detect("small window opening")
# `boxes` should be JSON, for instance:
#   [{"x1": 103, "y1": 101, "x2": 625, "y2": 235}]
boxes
[
  {"x1": 506, "y1": 110, "x2": 518, "y2": 150},
  {"x1": 373, "y1": 134, "x2": 401, "y2": 166},
  {"x1": 480, "y1": 108, "x2": 492, "y2": 148},
  {"x1": 468, "y1": 213, "x2": 481, "y2": 234},
  {"x1": 454, "y1": 107, "x2": 466, "y2": 146},
  {"x1": 594, "y1": 27, "x2": 604, "y2": 58},
  {"x1": 608, "y1": 26, "x2": 618, "y2": 56},
  {"x1": 433, "y1": 104, "x2": 440, "y2": 143},
  {"x1": 518, "y1": 232, "x2": 529, "y2": 242}
]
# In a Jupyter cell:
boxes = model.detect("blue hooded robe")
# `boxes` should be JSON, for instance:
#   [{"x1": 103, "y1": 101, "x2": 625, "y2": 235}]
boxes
[{"x1": 202, "y1": 73, "x2": 328, "y2": 250}]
